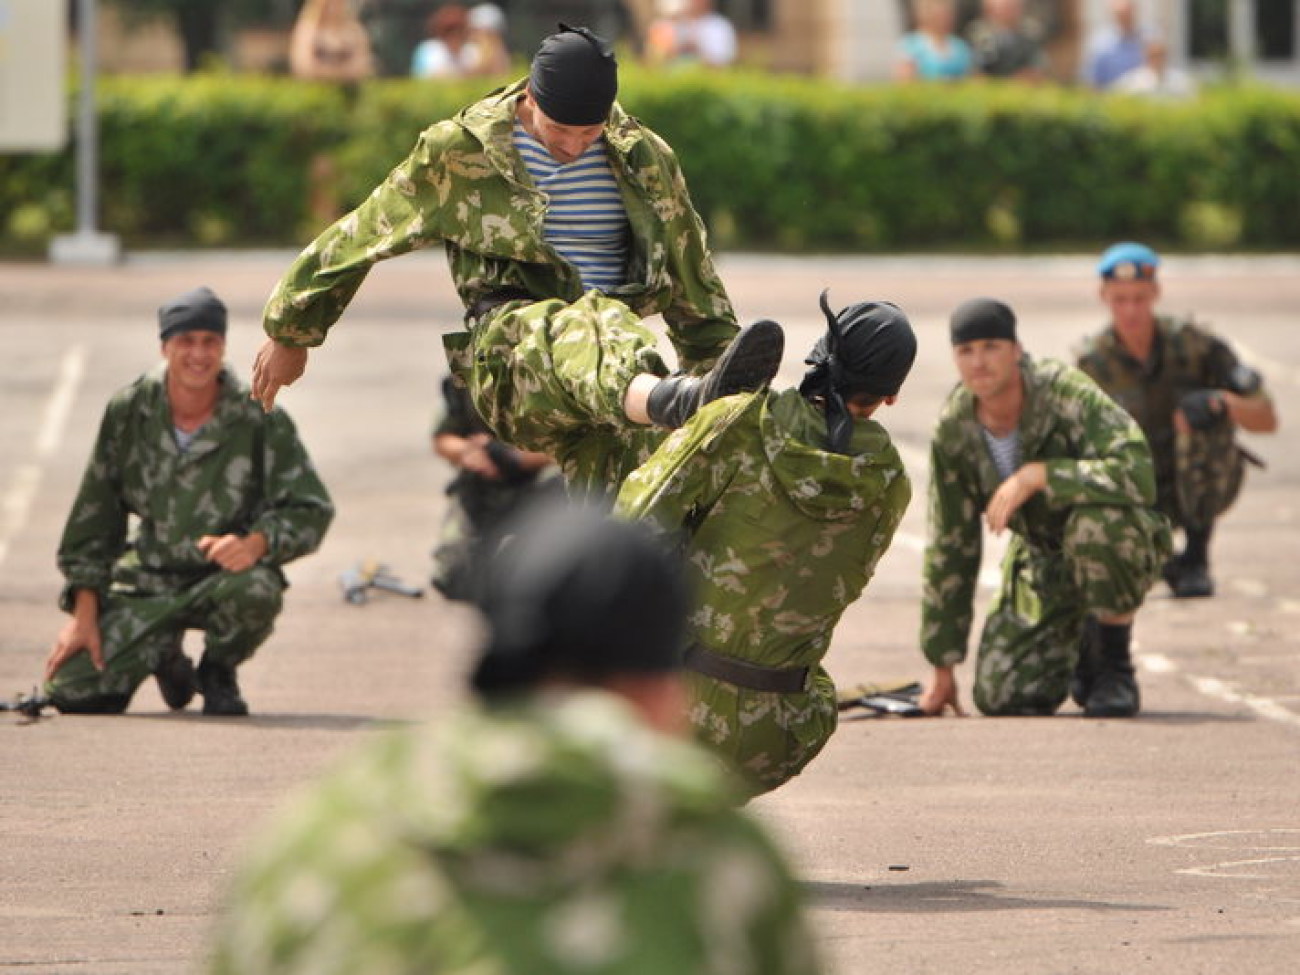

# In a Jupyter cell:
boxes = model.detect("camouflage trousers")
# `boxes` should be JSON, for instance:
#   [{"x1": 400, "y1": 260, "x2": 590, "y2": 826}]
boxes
[
  {"x1": 444, "y1": 292, "x2": 668, "y2": 497},
  {"x1": 687, "y1": 668, "x2": 839, "y2": 800},
  {"x1": 973, "y1": 505, "x2": 1171, "y2": 716},
  {"x1": 1165, "y1": 424, "x2": 1246, "y2": 532},
  {"x1": 46, "y1": 566, "x2": 283, "y2": 713}
]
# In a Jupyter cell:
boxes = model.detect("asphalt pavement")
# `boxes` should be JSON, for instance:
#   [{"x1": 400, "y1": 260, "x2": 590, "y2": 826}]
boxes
[{"x1": 1, "y1": 251, "x2": 1297, "y2": 974}]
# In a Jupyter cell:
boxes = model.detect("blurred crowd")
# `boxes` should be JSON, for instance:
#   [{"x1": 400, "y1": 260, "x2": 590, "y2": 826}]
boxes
[
  {"x1": 897, "y1": 0, "x2": 1196, "y2": 98},
  {"x1": 284, "y1": 0, "x2": 1195, "y2": 100}
]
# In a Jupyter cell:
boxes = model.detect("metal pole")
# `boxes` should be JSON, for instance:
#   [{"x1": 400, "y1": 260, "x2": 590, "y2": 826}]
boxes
[{"x1": 50, "y1": 0, "x2": 121, "y2": 265}]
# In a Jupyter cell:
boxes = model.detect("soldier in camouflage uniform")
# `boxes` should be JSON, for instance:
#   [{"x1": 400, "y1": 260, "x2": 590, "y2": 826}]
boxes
[
  {"x1": 430, "y1": 375, "x2": 556, "y2": 601},
  {"x1": 616, "y1": 293, "x2": 915, "y2": 798},
  {"x1": 1077, "y1": 242, "x2": 1278, "y2": 598},
  {"x1": 919, "y1": 298, "x2": 1170, "y2": 719},
  {"x1": 209, "y1": 503, "x2": 822, "y2": 975},
  {"x1": 42, "y1": 288, "x2": 334, "y2": 717},
  {"x1": 252, "y1": 26, "x2": 781, "y2": 497}
]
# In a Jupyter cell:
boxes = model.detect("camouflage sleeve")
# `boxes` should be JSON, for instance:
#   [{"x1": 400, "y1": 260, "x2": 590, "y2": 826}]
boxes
[
  {"x1": 56, "y1": 402, "x2": 131, "y2": 612},
  {"x1": 641, "y1": 130, "x2": 737, "y2": 372},
  {"x1": 613, "y1": 396, "x2": 752, "y2": 533},
  {"x1": 919, "y1": 430, "x2": 983, "y2": 668},
  {"x1": 262, "y1": 123, "x2": 458, "y2": 348},
  {"x1": 250, "y1": 409, "x2": 335, "y2": 565},
  {"x1": 1040, "y1": 370, "x2": 1157, "y2": 509}
]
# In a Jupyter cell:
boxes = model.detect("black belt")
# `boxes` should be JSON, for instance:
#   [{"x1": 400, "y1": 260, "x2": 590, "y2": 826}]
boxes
[
  {"x1": 466, "y1": 287, "x2": 536, "y2": 323},
  {"x1": 683, "y1": 645, "x2": 810, "y2": 694}
]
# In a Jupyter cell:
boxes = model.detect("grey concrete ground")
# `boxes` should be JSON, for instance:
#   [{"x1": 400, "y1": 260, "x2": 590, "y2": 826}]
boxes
[{"x1": 1, "y1": 251, "x2": 1297, "y2": 974}]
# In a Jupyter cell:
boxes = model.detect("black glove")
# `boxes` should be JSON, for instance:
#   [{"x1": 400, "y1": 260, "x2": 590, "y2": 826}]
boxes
[
  {"x1": 1179, "y1": 389, "x2": 1228, "y2": 431},
  {"x1": 484, "y1": 440, "x2": 536, "y2": 487}
]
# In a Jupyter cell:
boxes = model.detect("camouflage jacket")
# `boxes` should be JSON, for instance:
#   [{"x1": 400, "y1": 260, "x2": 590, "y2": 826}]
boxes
[
  {"x1": 263, "y1": 78, "x2": 736, "y2": 372},
  {"x1": 921, "y1": 356, "x2": 1158, "y2": 667},
  {"x1": 58, "y1": 365, "x2": 334, "y2": 609},
  {"x1": 208, "y1": 691, "x2": 822, "y2": 975},
  {"x1": 617, "y1": 388, "x2": 910, "y2": 681},
  {"x1": 1075, "y1": 315, "x2": 1270, "y2": 485}
]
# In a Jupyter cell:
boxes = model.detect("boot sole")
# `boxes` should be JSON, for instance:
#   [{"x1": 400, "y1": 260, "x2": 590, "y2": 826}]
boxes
[{"x1": 699, "y1": 319, "x2": 785, "y2": 405}]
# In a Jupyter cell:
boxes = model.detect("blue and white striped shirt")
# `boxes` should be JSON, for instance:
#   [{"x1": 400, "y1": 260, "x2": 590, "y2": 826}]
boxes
[{"x1": 514, "y1": 122, "x2": 630, "y2": 293}]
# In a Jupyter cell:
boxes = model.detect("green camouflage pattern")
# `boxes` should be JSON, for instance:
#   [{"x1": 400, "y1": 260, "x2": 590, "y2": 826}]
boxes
[
  {"x1": 457, "y1": 292, "x2": 669, "y2": 496},
  {"x1": 617, "y1": 389, "x2": 911, "y2": 796},
  {"x1": 208, "y1": 691, "x2": 823, "y2": 975},
  {"x1": 1076, "y1": 315, "x2": 1265, "y2": 531},
  {"x1": 262, "y1": 78, "x2": 736, "y2": 373},
  {"x1": 49, "y1": 366, "x2": 333, "y2": 709},
  {"x1": 921, "y1": 356, "x2": 1170, "y2": 713},
  {"x1": 46, "y1": 567, "x2": 284, "y2": 711}
]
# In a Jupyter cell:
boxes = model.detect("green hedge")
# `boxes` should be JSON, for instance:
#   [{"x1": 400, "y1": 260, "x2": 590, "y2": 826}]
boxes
[{"x1": 4, "y1": 69, "x2": 1300, "y2": 253}]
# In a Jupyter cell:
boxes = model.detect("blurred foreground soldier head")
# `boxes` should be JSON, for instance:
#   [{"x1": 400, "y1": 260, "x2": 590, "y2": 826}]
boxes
[
  {"x1": 470, "y1": 500, "x2": 690, "y2": 730},
  {"x1": 209, "y1": 500, "x2": 825, "y2": 975}
]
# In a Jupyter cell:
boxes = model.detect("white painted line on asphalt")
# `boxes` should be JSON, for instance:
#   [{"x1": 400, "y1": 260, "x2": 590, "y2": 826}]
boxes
[
  {"x1": 1175, "y1": 855, "x2": 1300, "y2": 879},
  {"x1": 0, "y1": 345, "x2": 86, "y2": 568},
  {"x1": 1190, "y1": 676, "x2": 1300, "y2": 728},
  {"x1": 1140, "y1": 652, "x2": 1300, "y2": 728}
]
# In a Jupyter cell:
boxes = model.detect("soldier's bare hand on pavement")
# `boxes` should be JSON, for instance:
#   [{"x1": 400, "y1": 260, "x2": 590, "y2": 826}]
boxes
[
  {"x1": 198, "y1": 533, "x2": 268, "y2": 573},
  {"x1": 919, "y1": 666, "x2": 967, "y2": 717},
  {"x1": 251, "y1": 340, "x2": 308, "y2": 412},
  {"x1": 45, "y1": 618, "x2": 104, "y2": 681}
]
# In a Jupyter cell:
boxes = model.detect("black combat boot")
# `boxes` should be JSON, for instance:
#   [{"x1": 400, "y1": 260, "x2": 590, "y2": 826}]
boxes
[
  {"x1": 1168, "y1": 526, "x2": 1215, "y2": 598},
  {"x1": 154, "y1": 650, "x2": 196, "y2": 711},
  {"x1": 646, "y1": 319, "x2": 785, "y2": 429},
  {"x1": 196, "y1": 660, "x2": 249, "y2": 717},
  {"x1": 1083, "y1": 623, "x2": 1140, "y2": 718},
  {"x1": 1069, "y1": 615, "x2": 1099, "y2": 708}
]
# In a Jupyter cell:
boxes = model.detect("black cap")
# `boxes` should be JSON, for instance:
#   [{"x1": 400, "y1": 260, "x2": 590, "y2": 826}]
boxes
[
  {"x1": 471, "y1": 500, "x2": 688, "y2": 698},
  {"x1": 949, "y1": 297, "x2": 1017, "y2": 346},
  {"x1": 528, "y1": 24, "x2": 618, "y2": 126},
  {"x1": 159, "y1": 286, "x2": 227, "y2": 342},
  {"x1": 799, "y1": 290, "x2": 917, "y2": 453}
]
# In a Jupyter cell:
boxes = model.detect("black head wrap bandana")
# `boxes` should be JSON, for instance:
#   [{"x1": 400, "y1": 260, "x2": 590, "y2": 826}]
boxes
[
  {"x1": 158, "y1": 286, "x2": 227, "y2": 342},
  {"x1": 528, "y1": 23, "x2": 618, "y2": 126},
  {"x1": 799, "y1": 290, "x2": 917, "y2": 454},
  {"x1": 471, "y1": 499, "x2": 688, "y2": 698},
  {"x1": 949, "y1": 297, "x2": 1017, "y2": 346}
]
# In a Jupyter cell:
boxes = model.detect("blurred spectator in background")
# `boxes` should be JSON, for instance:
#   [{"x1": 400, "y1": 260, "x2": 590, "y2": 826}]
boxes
[
  {"x1": 896, "y1": 0, "x2": 974, "y2": 82},
  {"x1": 411, "y1": 2, "x2": 472, "y2": 78},
  {"x1": 646, "y1": 0, "x2": 737, "y2": 69},
  {"x1": 289, "y1": 0, "x2": 374, "y2": 83},
  {"x1": 465, "y1": 3, "x2": 512, "y2": 75},
  {"x1": 359, "y1": 0, "x2": 438, "y2": 77},
  {"x1": 1083, "y1": 0, "x2": 1148, "y2": 89},
  {"x1": 1112, "y1": 37, "x2": 1198, "y2": 99},
  {"x1": 965, "y1": 0, "x2": 1048, "y2": 81}
]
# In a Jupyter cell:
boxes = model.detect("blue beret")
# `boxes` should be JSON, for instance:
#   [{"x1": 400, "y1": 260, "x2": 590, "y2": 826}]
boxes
[{"x1": 1098, "y1": 242, "x2": 1160, "y2": 281}]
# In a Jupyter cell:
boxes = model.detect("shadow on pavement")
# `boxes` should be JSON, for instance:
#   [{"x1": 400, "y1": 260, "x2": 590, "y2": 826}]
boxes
[
  {"x1": 803, "y1": 879, "x2": 1168, "y2": 915},
  {"x1": 120, "y1": 711, "x2": 397, "y2": 732}
]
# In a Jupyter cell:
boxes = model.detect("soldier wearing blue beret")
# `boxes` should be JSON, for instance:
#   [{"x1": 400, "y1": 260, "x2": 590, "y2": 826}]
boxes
[{"x1": 1077, "y1": 242, "x2": 1278, "y2": 599}]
